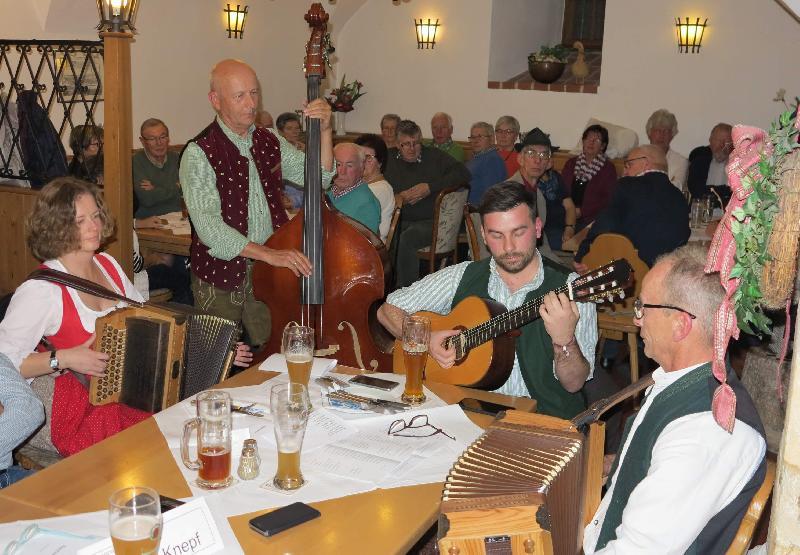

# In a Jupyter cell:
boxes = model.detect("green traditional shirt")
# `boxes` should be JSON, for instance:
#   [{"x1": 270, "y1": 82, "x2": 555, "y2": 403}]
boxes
[{"x1": 424, "y1": 138, "x2": 466, "y2": 162}]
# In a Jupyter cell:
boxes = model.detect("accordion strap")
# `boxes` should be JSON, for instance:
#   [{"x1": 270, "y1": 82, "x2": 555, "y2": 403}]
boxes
[
  {"x1": 571, "y1": 374, "x2": 656, "y2": 429},
  {"x1": 28, "y1": 268, "x2": 144, "y2": 308}
]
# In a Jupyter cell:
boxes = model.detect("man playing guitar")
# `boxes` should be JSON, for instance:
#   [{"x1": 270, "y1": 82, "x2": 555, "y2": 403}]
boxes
[{"x1": 377, "y1": 181, "x2": 597, "y2": 419}]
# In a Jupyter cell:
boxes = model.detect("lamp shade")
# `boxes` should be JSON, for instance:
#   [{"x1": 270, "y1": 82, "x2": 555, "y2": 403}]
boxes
[
  {"x1": 96, "y1": 0, "x2": 139, "y2": 33},
  {"x1": 414, "y1": 18, "x2": 440, "y2": 49},
  {"x1": 225, "y1": 4, "x2": 248, "y2": 39},
  {"x1": 675, "y1": 17, "x2": 707, "y2": 53}
]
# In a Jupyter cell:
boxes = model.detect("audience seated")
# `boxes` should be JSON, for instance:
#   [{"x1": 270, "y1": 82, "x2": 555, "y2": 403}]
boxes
[
  {"x1": 255, "y1": 109, "x2": 274, "y2": 129},
  {"x1": 688, "y1": 122, "x2": 733, "y2": 205},
  {"x1": 646, "y1": 108, "x2": 688, "y2": 192},
  {"x1": 355, "y1": 133, "x2": 396, "y2": 242},
  {"x1": 425, "y1": 112, "x2": 465, "y2": 162},
  {"x1": 133, "y1": 118, "x2": 183, "y2": 219},
  {"x1": 328, "y1": 143, "x2": 381, "y2": 235},
  {"x1": 276, "y1": 112, "x2": 305, "y2": 152},
  {"x1": 67, "y1": 125, "x2": 103, "y2": 183},
  {"x1": 508, "y1": 128, "x2": 576, "y2": 253},
  {"x1": 380, "y1": 113, "x2": 401, "y2": 149},
  {"x1": 0, "y1": 178, "x2": 151, "y2": 457},
  {"x1": 494, "y1": 115, "x2": 521, "y2": 178},
  {"x1": 465, "y1": 121, "x2": 506, "y2": 205},
  {"x1": 0, "y1": 352, "x2": 45, "y2": 488},
  {"x1": 575, "y1": 144, "x2": 690, "y2": 269},
  {"x1": 561, "y1": 124, "x2": 618, "y2": 229},
  {"x1": 384, "y1": 119, "x2": 470, "y2": 287}
]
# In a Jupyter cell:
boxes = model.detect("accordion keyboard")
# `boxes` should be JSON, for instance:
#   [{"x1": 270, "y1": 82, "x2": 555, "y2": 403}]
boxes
[{"x1": 94, "y1": 323, "x2": 127, "y2": 404}]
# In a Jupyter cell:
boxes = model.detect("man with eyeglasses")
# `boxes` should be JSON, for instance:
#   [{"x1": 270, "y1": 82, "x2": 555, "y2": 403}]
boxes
[
  {"x1": 133, "y1": 118, "x2": 183, "y2": 219},
  {"x1": 384, "y1": 119, "x2": 470, "y2": 288},
  {"x1": 465, "y1": 121, "x2": 506, "y2": 204},
  {"x1": 494, "y1": 115, "x2": 521, "y2": 178},
  {"x1": 688, "y1": 122, "x2": 734, "y2": 206},
  {"x1": 584, "y1": 244, "x2": 766, "y2": 554},
  {"x1": 574, "y1": 144, "x2": 689, "y2": 270},
  {"x1": 425, "y1": 112, "x2": 465, "y2": 162}
]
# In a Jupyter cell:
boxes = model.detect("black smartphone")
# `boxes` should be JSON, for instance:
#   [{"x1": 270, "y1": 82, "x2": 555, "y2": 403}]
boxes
[
  {"x1": 459, "y1": 397, "x2": 514, "y2": 417},
  {"x1": 349, "y1": 374, "x2": 399, "y2": 391},
  {"x1": 249, "y1": 502, "x2": 321, "y2": 538}
]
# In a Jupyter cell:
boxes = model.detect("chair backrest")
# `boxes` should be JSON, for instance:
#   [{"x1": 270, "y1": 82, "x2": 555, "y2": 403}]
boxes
[
  {"x1": 725, "y1": 458, "x2": 776, "y2": 555},
  {"x1": 384, "y1": 205, "x2": 402, "y2": 249},
  {"x1": 581, "y1": 233, "x2": 649, "y2": 310},
  {"x1": 431, "y1": 186, "x2": 469, "y2": 255},
  {"x1": 464, "y1": 203, "x2": 489, "y2": 261}
]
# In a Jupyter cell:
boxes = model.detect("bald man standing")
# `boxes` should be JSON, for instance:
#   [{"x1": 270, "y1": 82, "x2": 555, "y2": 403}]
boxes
[
  {"x1": 180, "y1": 59, "x2": 334, "y2": 347},
  {"x1": 574, "y1": 144, "x2": 690, "y2": 269}
]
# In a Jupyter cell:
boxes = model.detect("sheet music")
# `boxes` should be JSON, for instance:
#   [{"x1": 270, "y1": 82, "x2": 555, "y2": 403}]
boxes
[{"x1": 303, "y1": 444, "x2": 404, "y2": 484}]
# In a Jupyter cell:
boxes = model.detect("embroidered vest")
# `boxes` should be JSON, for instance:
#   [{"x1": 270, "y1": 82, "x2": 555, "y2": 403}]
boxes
[
  {"x1": 595, "y1": 363, "x2": 766, "y2": 553},
  {"x1": 189, "y1": 120, "x2": 286, "y2": 290},
  {"x1": 451, "y1": 257, "x2": 585, "y2": 419}
]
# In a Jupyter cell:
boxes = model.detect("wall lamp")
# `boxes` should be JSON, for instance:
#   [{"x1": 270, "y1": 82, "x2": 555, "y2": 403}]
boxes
[
  {"x1": 414, "y1": 18, "x2": 440, "y2": 49},
  {"x1": 96, "y1": 0, "x2": 140, "y2": 33},
  {"x1": 676, "y1": 17, "x2": 707, "y2": 53},
  {"x1": 225, "y1": 4, "x2": 248, "y2": 39}
]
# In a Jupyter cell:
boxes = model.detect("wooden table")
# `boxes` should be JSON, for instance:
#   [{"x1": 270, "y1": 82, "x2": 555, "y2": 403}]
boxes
[
  {"x1": 137, "y1": 226, "x2": 191, "y2": 257},
  {"x1": 0, "y1": 368, "x2": 535, "y2": 553}
]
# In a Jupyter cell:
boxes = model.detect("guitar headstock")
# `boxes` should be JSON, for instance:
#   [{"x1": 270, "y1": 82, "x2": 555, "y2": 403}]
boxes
[
  {"x1": 304, "y1": 3, "x2": 332, "y2": 78},
  {"x1": 570, "y1": 259, "x2": 633, "y2": 304}
]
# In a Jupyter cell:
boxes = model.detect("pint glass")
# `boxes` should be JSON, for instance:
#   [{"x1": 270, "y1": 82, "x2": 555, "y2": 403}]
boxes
[
  {"x1": 282, "y1": 326, "x2": 314, "y2": 386},
  {"x1": 401, "y1": 315, "x2": 430, "y2": 404},
  {"x1": 109, "y1": 486, "x2": 162, "y2": 555},
  {"x1": 181, "y1": 390, "x2": 233, "y2": 489},
  {"x1": 270, "y1": 383, "x2": 312, "y2": 490}
]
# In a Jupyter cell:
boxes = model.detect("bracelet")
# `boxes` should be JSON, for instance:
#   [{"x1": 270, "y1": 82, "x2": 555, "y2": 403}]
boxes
[{"x1": 553, "y1": 336, "x2": 577, "y2": 357}]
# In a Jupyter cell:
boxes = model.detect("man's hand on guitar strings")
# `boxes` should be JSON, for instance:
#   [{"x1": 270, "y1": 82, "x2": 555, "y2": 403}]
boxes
[
  {"x1": 428, "y1": 329, "x2": 461, "y2": 368},
  {"x1": 233, "y1": 342, "x2": 253, "y2": 368},
  {"x1": 539, "y1": 291, "x2": 580, "y2": 346}
]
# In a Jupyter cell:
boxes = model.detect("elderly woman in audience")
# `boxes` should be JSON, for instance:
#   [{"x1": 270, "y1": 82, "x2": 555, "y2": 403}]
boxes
[
  {"x1": 0, "y1": 177, "x2": 151, "y2": 457},
  {"x1": 466, "y1": 121, "x2": 506, "y2": 205},
  {"x1": 276, "y1": 112, "x2": 305, "y2": 152},
  {"x1": 561, "y1": 124, "x2": 618, "y2": 229},
  {"x1": 355, "y1": 133, "x2": 396, "y2": 242},
  {"x1": 380, "y1": 113, "x2": 401, "y2": 149},
  {"x1": 494, "y1": 115, "x2": 521, "y2": 178},
  {"x1": 646, "y1": 108, "x2": 688, "y2": 191},
  {"x1": 67, "y1": 125, "x2": 104, "y2": 183}
]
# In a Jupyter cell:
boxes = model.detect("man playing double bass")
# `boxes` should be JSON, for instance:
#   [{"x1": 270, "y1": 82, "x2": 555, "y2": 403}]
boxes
[
  {"x1": 180, "y1": 59, "x2": 334, "y2": 347},
  {"x1": 377, "y1": 181, "x2": 597, "y2": 419}
]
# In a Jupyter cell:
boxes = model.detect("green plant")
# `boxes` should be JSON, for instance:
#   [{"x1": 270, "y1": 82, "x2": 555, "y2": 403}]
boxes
[
  {"x1": 325, "y1": 75, "x2": 366, "y2": 113},
  {"x1": 528, "y1": 44, "x2": 571, "y2": 63}
]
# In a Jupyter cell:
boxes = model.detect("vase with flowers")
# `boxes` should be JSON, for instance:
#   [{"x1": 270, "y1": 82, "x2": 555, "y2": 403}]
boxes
[{"x1": 325, "y1": 75, "x2": 366, "y2": 136}]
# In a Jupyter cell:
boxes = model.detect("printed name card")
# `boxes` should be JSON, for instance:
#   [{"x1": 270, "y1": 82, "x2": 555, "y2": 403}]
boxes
[{"x1": 77, "y1": 497, "x2": 226, "y2": 555}]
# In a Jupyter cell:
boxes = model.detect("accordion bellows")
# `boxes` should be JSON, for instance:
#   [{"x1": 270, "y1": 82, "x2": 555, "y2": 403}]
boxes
[{"x1": 90, "y1": 304, "x2": 239, "y2": 413}]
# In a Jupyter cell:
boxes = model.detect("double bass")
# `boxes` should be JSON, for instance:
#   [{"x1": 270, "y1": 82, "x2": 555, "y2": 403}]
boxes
[{"x1": 253, "y1": 3, "x2": 392, "y2": 372}]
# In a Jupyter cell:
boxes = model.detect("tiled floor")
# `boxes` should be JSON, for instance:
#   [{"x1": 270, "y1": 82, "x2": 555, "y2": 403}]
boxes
[{"x1": 489, "y1": 49, "x2": 603, "y2": 94}]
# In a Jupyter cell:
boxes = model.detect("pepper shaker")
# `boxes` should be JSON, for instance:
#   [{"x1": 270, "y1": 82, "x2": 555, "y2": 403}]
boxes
[{"x1": 237, "y1": 441, "x2": 260, "y2": 480}]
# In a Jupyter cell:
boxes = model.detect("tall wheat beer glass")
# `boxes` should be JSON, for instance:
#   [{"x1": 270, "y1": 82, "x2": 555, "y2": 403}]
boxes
[
  {"x1": 401, "y1": 315, "x2": 430, "y2": 404},
  {"x1": 109, "y1": 486, "x2": 162, "y2": 555},
  {"x1": 282, "y1": 326, "x2": 314, "y2": 386},
  {"x1": 270, "y1": 383, "x2": 312, "y2": 490},
  {"x1": 181, "y1": 390, "x2": 233, "y2": 489}
]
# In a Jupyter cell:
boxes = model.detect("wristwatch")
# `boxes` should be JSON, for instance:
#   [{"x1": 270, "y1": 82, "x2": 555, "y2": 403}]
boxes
[{"x1": 49, "y1": 350, "x2": 59, "y2": 371}]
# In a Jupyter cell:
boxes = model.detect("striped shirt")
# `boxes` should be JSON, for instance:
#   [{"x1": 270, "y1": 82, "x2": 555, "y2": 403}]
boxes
[
  {"x1": 386, "y1": 251, "x2": 597, "y2": 398},
  {"x1": 0, "y1": 353, "x2": 44, "y2": 470},
  {"x1": 180, "y1": 117, "x2": 333, "y2": 261}
]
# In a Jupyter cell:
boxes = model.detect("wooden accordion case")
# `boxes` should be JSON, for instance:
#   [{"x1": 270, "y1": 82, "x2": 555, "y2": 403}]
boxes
[
  {"x1": 90, "y1": 304, "x2": 240, "y2": 413},
  {"x1": 437, "y1": 410, "x2": 605, "y2": 555}
]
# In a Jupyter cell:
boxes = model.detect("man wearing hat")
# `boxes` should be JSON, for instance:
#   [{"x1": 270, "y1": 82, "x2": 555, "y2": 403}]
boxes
[
  {"x1": 377, "y1": 181, "x2": 597, "y2": 419},
  {"x1": 508, "y1": 128, "x2": 577, "y2": 253},
  {"x1": 583, "y1": 244, "x2": 766, "y2": 554}
]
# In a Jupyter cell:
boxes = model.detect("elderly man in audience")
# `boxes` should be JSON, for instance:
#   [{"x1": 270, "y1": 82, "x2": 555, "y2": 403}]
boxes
[
  {"x1": 355, "y1": 133, "x2": 396, "y2": 242},
  {"x1": 584, "y1": 244, "x2": 766, "y2": 554},
  {"x1": 688, "y1": 122, "x2": 733, "y2": 205},
  {"x1": 180, "y1": 59, "x2": 333, "y2": 347},
  {"x1": 508, "y1": 128, "x2": 576, "y2": 253},
  {"x1": 646, "y1": 108, "x2": 688, "y2": 192},
  {"x1": 255, "y1": 110, "x2": 274, "y2": 129},
  {"x1": 0, "y1": 352, "x2": 44, "y2": 488},
  {"x1": 133, "y1": 118, "x2": 182, "y2": 219},
  {"x1": 425, "y1": 112, "x2": 465, "y2": 162},
  {"x1": 466, "y1": 121, "x2": 506, "y2": 205},
  {"x1": 575, "y1": 144, "x2": 689, "y2": 269},
  {"x1": 495, "y1": 115, "x2": 521, "y2": 178},
  {"x1": 384, "y1": 119, "x2": 470, "y2": 288},
  {"x1": 328, "y1": 143, "x2": 380, "y2": 235},
  {"x1": 380, "y1": 113, "x2": 401, "y2": 149}
]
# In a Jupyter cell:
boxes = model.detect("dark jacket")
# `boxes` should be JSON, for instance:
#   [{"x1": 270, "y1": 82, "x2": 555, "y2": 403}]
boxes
[
  {"x1": 16, "y1": 90, "x2": 68, "y2": 188},
  {"x1": 688, "y1": 145, "x2": 732, "y2": 205}
]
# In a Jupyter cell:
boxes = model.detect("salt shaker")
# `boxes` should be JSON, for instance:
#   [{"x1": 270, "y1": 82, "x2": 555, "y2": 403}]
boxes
[
  {"x1": 237, "y1": 442, "x2": 260, "y2": 480},
  {"x1": 244, "y1": 438, "x2": 261, "y2": 464}
]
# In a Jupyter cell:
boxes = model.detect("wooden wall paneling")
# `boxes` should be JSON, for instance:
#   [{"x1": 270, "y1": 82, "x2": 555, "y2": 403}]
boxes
[{"x1": 0, "y1": 186, "x2": 39, "y2": 294}]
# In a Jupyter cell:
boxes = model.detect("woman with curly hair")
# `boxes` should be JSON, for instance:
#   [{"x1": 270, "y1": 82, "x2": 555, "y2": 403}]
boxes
[{"x1": 0, "y1": 176, "x2": 149, "y2": 457}]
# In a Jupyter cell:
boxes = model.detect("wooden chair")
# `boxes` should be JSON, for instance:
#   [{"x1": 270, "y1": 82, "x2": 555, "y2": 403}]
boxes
[
  {"x1": 384, "y1": 205, "x2": 402, "y2": 250},
  {"x1": 463, "y1": 203, "x2": 489, "y2": 261},
  {"x1": 416, "y1": 186, "x2": 469, "y2": 274},
  {"x1": 581, "y1": 233, "x2": 649, "y2": 385},
  {"x1": 725, "y1": 458, "x2": 776, "y2": 555}
]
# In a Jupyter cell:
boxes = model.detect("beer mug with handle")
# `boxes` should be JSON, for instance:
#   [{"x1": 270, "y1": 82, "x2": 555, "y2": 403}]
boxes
[
  {"x1": 270, "y1": 383, "x2": 312, "y2": 490},
  {"x1": 181, "y1": 390, "x2": 233, "y2": 489}
]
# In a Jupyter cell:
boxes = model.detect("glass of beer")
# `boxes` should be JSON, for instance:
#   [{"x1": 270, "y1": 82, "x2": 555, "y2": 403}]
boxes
[
  {"x1": 401, "y1": 314, "x2": 431, "y2": 404},
  {"x1": 270, "y1": 383, "x2": 312, "y2": 490},
  {"x1": 181, "y1": 390, "x2": 233, "y2": 489},
  {"x1": 282, "y1": 325, "x2": 314, "y2": 386},
  {"x1": 109, "y1": 486, "x2": 162, "y2": 555}
]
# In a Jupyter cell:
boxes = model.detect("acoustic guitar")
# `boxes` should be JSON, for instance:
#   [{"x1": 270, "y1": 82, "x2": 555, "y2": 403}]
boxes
[{"x1": 392, "y1": 259, "x2": 633, "y2": 390}]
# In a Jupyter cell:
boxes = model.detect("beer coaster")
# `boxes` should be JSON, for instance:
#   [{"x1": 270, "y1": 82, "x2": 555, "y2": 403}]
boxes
[
  {"x1": 260, "y1": 479, "x2": 309, "y2": 495},
  {"x1": 193, "y1": 476, "x2": 238, "y2": 490}
]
